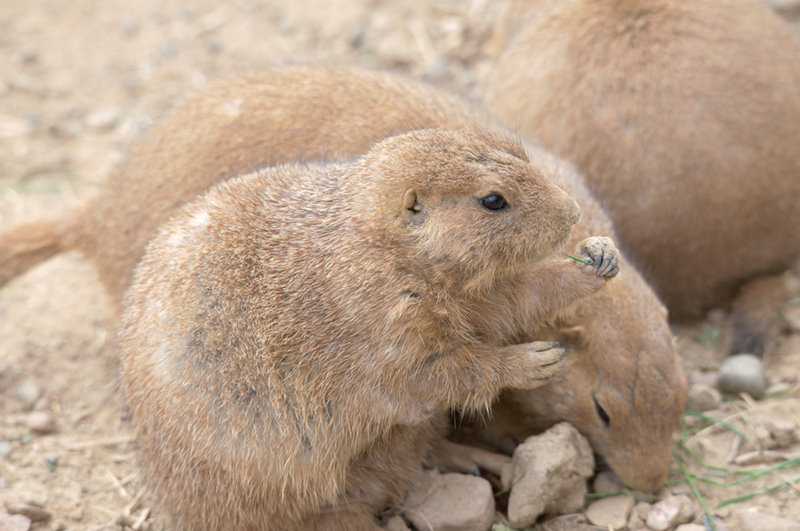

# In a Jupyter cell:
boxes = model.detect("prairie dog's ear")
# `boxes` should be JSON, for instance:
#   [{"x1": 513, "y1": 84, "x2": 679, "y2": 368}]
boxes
[
  {"x1": 560, "y1": 325, "x2": 586, "y2": 346},
  {"x1": 401, "y1": 189, "x2": 422, "y2": 221}
]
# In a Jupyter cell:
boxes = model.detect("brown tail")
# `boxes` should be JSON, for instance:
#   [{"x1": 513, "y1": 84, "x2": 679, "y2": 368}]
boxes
[{"x1": 0, "y1": 208, "x2": 86, "y2": 287}]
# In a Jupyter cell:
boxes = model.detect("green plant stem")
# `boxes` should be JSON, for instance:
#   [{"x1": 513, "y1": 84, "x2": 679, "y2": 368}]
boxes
[{"x1": 674, "y1": 452, "x2": 716, "y2": 531}]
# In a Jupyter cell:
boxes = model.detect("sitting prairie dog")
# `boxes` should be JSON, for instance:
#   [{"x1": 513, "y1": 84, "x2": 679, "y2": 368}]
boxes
[
  {"x1": 120, "y1": 128, "x2": 616, "y2": 530},
  {"x1": 0, "y1": 66, "x2": 684, "y2": 493},
  {"x1": 485, "y1": 0, "x2": 800, "y2": 322}
]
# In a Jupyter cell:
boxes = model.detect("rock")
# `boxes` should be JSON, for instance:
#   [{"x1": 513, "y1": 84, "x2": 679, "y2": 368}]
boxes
[
  {"x1": 536, "y1": 515, "x2": 596, "y2": 530},
  {"x1": 585, "y1": 495, "x2": 635, "y2": 528},
  {"x1": 592, "y1": 470, "x2": 624, "y2": 494},
  {"x1": 784, "y1": 306, "x2": 800, "y2": 333},
  {"x1": 738, "y1": 509, "x2": 800, "y2": 531},
  {"x1": 384, "y1": 515, "x2": 410, "y2": 531},
  {"x1": 675, "y1": 525, "x2": 706, "y2": 531},
  {"x1": 716, "y1": 353, "x2": 766, "y2": 399},
  {"x1": 503, "y1": 423, "x2": 595, "y2": 529},
  {"x1": 67, "y1": 507, "x2": 84, "y2": 522},
  {"x1": 14, "y1": 379, "x2": 42, "y2": 410},
  {"x1": 403, "y1": 470, "x2": 494, "y2": 531},
  {"x1": 702, "y1": 515, "x2": 730, "y2": 531},
  {"x1": 686, "y1": 384, "x2": 722, "y2": 412},
  {"x1": 25, "y1": 411, "x2": 57, "y2": 435},
  {"x1": 646, "y1": 494, "x2": 695, "y2": 531},
  {"x1": 6, "y1": 504, "x2": 50, "y2": 523},
  {"x1": 85, "y1": 107, "x2": 120, "y2": 130},
  {"x1": 0, "y1": 442, "x2": 11, "y2": 458},
  {"x1": 627, "y1": 501, "x2": 652, "y2": 530},
  {"x1": 0, "y1": 513, "x2": 31, "y2": 531}
]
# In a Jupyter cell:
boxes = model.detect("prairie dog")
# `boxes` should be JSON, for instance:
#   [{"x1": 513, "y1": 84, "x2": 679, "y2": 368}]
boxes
[{"x1": 120, "y1": 128, "x2": 613, "y2": 529}]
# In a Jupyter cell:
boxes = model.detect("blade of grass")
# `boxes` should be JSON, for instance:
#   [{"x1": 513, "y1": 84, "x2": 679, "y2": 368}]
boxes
[
  {"x1": 718, "y1": 476, "x2": 800, "y2": 507},
  {"x1": 566, "y1": 253, "x2": 591, "y2": 265},
  {"x1": 682, "y1": 411, "x2": 746, "y2": 440},
  {"x1": 674, "y1": 452, "x2": 716, "y2": 531}
]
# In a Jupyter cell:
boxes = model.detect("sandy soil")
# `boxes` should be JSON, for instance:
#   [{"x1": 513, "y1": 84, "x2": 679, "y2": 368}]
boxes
[{"x1": 1, "y1": 1, "x2": 799, "y2": 530}]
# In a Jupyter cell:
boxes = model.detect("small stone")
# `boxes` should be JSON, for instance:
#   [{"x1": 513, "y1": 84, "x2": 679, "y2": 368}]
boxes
[
  {"x1": 738, "y1": 509, "x2": 800, "y2": 531},
  {"x1": 537, "y1": 515, "x2": 596, "y2": 530},
  {"x1": 504, "y1": 423, "x2": 595, "y2": 528},
  {"x1": 384, "y1": 515, "x2": 410, "y2": 531},
  {"x1": 675, "y1": 525, "x2": 706, "y2": 531},
  {"x1": 627, "y1": 501, "x2": 652, "y2": 530},
  {"x1": 85, "y1": 107, "x2": 120, "y2": 130},
  {"x1": 0, "y1": 442, "x2": 12, "y2": 457},
  {"x1": 14, "y1": 379, "x2": 42, "y2": 409},
  {"x1": 585, "y1": 495, "x2": 635, "y2": 528},
  {"x1": 403, "y1": 470, "x2": 494, "y2": 531},
  {"x1": 67, "y1": 507, "x2": 84, "y2": 521},
  {"x1": 44, "y1": 455, "x2": 58, "y2": 472},
  {"x1": 784, "y1": 306, "x2": 800, "y2": 332},
  {"x1": 686, "y1": 384, "x2": 722, "y2": 412},
  {"x1": 646, "y1": 494, "x2": 695, "y2": 531},
  {"x1": 7, "y1": 504, "x2": 50, "y2": 523},
  {"x1": 703, "y1": 515, "x2": 730, "y2": 531},
  {"x1": 25, "y1": 411, "x2": 57, "y2": 435},
  {"x1": 0, "y1": 513, "x2": 31, "y2": 531},
  {"x1": 592, "y1": 470, "x2": 624, "y2": 494},
  {"x1": 716, "y1": 353, "x2": 766, "y2": 398}
]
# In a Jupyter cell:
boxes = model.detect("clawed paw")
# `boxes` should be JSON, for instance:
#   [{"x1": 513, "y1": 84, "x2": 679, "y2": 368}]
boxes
[
  {"x1": 523, "y1": 341, "x2": 564, "y2": 383},
  {"x1": 574, "y1": 236, "x2": 620, "y2": 279}
]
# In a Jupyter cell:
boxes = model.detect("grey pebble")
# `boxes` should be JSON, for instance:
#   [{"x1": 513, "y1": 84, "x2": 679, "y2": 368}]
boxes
[
  {"x1": 716, "y1": 353, "x2": 766, "y2": 399},
  {"x1": 14, "y1": 379, "x2": 42, "y2": 410}
]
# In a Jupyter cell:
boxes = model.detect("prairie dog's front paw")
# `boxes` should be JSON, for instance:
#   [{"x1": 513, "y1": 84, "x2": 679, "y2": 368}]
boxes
[
  {"x1": 519, "y1": 341, "x2": 564, "y2": 387},
  {"x1": 574, "y1": 236, "x2": 620, "y2": 279}
]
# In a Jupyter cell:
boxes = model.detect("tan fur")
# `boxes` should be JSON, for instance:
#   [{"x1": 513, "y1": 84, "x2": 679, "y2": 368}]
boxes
[
  {"x1": 0, "y1": 66, "x2": 685, "y2": 495},
  {"x1": 120, "y1": 127, "x2": 612, "y2": 529},
  {"x1": 486, "y1": 0, "x2": 800, "y2": 320}
]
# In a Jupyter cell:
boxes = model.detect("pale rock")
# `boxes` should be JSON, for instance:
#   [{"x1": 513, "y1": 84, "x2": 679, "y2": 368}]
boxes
[
  {"x1": 784, "y1": 305, "x2": 800, "y2": 332},
  {"x1": 675, "y1": 525, "x2": 706, "y2": 531},
  {"x1": 536, "y1": 515, "x2": 596, "y2": 530},
  {"x1": 25, "y1": 411, "x2": 57, "y2": 435},
  {"x1": 0, "y1": 513, "x2": 31, "y2": 531},
  {"x1": 738, "y1": 509, "x2": 800, "y2": 531},
  {"x1": 403, "y1": 470, "x2": 494, "y2": 531},
  {"x1": 716, "y1": 353, "x2": 766, "y2": 399},
  {"x1": 14, "y1": 380, "x2": 42, "y2": 410},
  {"x1": 503, "y1": 422, "x2": 594, "y2": 528},
  {"x1": 627, "y1": 501, "x2": 652, "y2": 530},
  {"x1": 592, "y1": 470, "x2": 624, "y2": 494},
  {"x1": 646, "y1": 494, "x2": 695, "y2": 531},
  {"x1": 6, "y1": 504, "x2": 50, "y2": 523},
  {"x1": 585, "y1": 495, "x2": 635, "y2": 528},
  {"x1": 85, "y1": 107, "x2": 120, "y2": 130},
  {"x1": 686, "y1": 383, "x2": 722, "y2": 412}
]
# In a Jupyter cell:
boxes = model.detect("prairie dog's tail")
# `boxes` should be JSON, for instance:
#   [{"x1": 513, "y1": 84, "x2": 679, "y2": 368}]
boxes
[{"x1": 0, "y1": 208, "x2": 87, "y2": 287}]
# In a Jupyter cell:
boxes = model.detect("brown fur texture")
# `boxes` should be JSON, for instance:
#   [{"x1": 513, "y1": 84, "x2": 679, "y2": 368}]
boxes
[
  {"x1": 486, "y1": 0, "x2": 800, "y2": 321},
  {"x1": 473, "y1": 147, "x2": 687, "y2": 493},
  {"x1": 120, "y1": 127, "x2": 613, "y2": 529},
  {"x1": 0, "y1": 66, "x2": 685, "y2": 494}
]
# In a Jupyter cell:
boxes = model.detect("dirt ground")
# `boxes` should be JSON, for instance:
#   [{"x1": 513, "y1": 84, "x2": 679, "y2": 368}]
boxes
[{"x1": 1, "y1": 1, "x2": 799, "y2": 530}]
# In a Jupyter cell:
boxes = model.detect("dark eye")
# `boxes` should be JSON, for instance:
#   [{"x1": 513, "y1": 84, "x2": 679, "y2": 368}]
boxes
[
  {"x1": 593, "y1": 395, "x2": 610, "y2": 427},
  {"x1": 481, "y1": 194, "x2": 509, "y2": 211}
]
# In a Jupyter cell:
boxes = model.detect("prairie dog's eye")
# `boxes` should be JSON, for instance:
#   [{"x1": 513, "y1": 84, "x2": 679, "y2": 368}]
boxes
[
  {"x1": 480, "y1": 194, "x2": 509, "y2": 211},
  {"x1": 593, "y1": 395, "x2": 610, "y2": 427}
]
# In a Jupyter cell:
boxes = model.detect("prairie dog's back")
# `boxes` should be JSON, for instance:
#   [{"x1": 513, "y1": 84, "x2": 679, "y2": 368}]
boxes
[{"x1": 486, "y1": 0, "x2": 800, "y2": 318}]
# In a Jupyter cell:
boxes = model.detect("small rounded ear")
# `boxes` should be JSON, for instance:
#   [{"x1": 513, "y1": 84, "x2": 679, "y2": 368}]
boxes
[
  {"x1": 560, "y1": 325, "x2": 586, "y2": 345},
  {"x1": 401, "y1": 189, "x2": 422, "y2": 220}
]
